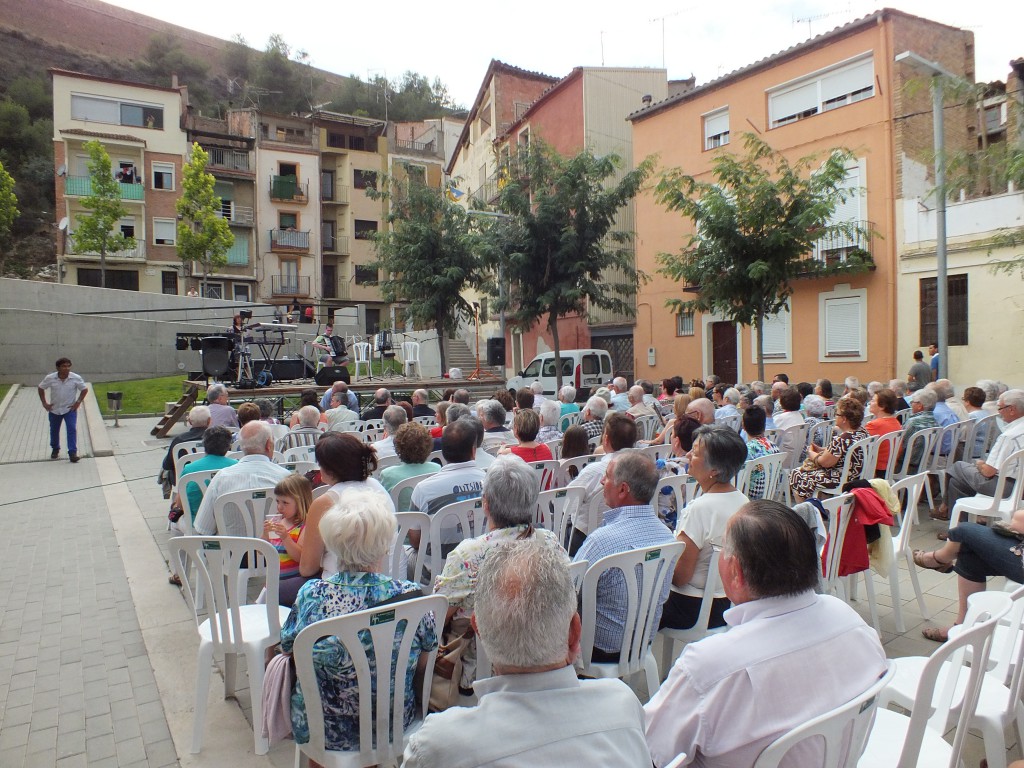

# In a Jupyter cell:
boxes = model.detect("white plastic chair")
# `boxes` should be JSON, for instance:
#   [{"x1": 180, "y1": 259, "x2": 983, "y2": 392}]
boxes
[
  {"x1": 535, "y1": 486, "x2": 586, "y2": 548},
  {"x1": 388, "y1": 473, "x2": 432, "y2": 513},
  {"x1": 925, "y1": 420, "x2": 971, "y2": 509},
  {"x1": 279, "y1": 428, "x2": 322, "y2": 453},
  {"x1": 211, "y1": 486, "x2": 277, "y2": 539},
  {"x1": 568, "y1": 558, "x2": 589, "y2": 592},
  {"x1": 374, "y1": 454, "x2": 401, "y2": 474},
  {"x1": 885, "y1": 474, "x2": 931, "y2": 633},
  {"x1": 579, "y1": 541, "x2": 684, "y2": 701},
  {"x1": 171, "y1": 536, "x2": 289, "y2": 756},
  {"x1": 659, "y1": 548, "x2": 728, "y2": 680},
  {"x1": 558, "y1": 411, "x2": 583, "y2": 432},
  {"x1": 425, "y1": 498, "x2": 488, "y2": 583},
  {"x1": 752, "y1": 664, "x2": 895, "y2": 768},
  {"x1": 949, "y1": 448, "x2": 1024, "y2": 531},
  {"x1": 173, "y1": 469, "x2": 220, "y2": 535},
  {"x1": 282, "y1": 444, "x2": 318, "y2": 463},
  {"x1": 860, "y1": 591, "x2": 1012, "y2": 768},
  {"x1": 543, "y1": 438, "x2": 562, "y2": 460},
  {"x1": 874, "y1": 430, "x2": 903, "y2": 483},
  {"x1": 352, "y1": 342, "x2": 371, "y2": 380},
  {"x1": 392, "y1": 511, "x2": 429, "y2": 585},
  {"x1": 963, "y1": 413, "x2": 999, "y2": 461},
  {"x1": 361, "y1": 419, "x2": 386, "y2": 443},
  {"x1": 641, "y1": 443, "x2": 676, "y2": 463},
  {"x1": 776, "y1": 423, "x2": 810, "y2": 470},
  {"x1": 557, "y1": 454, "x2": 601, "y2": 486},
  {"x1": 656, "y1": 474, "x2": 699, "y2": 514},
  {"x1": 175, "y1": 449, "x2": 207, "y2": 483},
  {"x1": 172, "y1": 438, "x2": 205, "y2": 476},
  {"x1": 427, "y1": 449, "x2": 446, "y2": 466},
  {"x1": 413, "y1": 415, "x2": 436, "y2": 427},
  {"x1": 736, "y1": 451, "x2": 786, "y2": 501},
  {"x1": 401, "y1": 341, "x2": 421, "y2": 377},
  {"x1": 818, "y1": 436, "x2": 875, "y2": 499},
  {"x1": 269, "y1": 423, "x2": 290, "y2": 443},
  {"x1": 819, "y1": 494, "x2": 856, "y2": 600},
  {"x1": 291, "y1": 594, "x2": 447, "y2": 768},
  {"x1": 879, "y1": 586, "x2": 1024, "y2": 768},
  {"x1": 525, "y1": 459, "x2": 561, "y2": 490},
  {"x1": 634, "y1": 414, "x2": 661, "y2": 442},
  {"x1": 278, "y1": 460, "x2": 317, "y2": 476},
  {"x1": 892, "y1": 426, "x2": 940, "y2": 483}
]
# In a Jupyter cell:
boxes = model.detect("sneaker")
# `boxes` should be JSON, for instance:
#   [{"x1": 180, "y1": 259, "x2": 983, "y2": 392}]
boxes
[
  {"x1": 50, "y1": 449, "x2": 59, "y2": 459},
  {"x1": 69, "y1": 453, "x2": 79, "y2": 463}
]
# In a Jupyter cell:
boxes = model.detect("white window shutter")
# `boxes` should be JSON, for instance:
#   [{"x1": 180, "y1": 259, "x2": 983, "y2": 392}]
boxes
[{"x1": 824, "y1": 297, "x2": 862, "y2": 355}]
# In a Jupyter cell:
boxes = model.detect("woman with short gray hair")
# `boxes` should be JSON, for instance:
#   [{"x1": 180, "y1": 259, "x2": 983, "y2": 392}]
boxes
[
  {"x1": 661, "y1": 425, "x2": 749, "y2": 631},
  {"x1": 434, "y1": 455, "x2": 559, "y2": 688},
  {"x1": 279, "y1": 490, "x2": 438, "y2": 751},
  {"x1": 537, "y1": 399, "x2": 563, "y2": 444}
]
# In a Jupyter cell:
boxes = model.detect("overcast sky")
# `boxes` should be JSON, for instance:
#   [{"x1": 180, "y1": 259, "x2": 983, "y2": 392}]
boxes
[{"x1": 102, "y1": 0, "x2": 1020, "y2": 108}]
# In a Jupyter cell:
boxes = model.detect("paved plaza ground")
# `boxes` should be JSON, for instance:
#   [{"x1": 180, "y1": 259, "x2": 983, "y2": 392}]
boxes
[{"x1": 0, "y1": 383, "x2": 1014, "y2": 766}]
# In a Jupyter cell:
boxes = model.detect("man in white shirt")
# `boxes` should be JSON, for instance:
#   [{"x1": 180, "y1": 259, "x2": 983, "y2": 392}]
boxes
[
  {"x1": 405, "y1": 538, "x2": 652, "y2": 768},
  {"x1": 609, "y1": 377, "x2": 630, "y2": 412},
  {"x1": 372, "y1": 404, "x2": 407, "y2": 459},
  {"x1": 193, "y1": 421, "x2": 291, "y2": 536},
  {"x1": 645, "y1": 499, "x2": 887, "y2": 767},
  {"x1": 478, "y1": 399, "x2": 517, "y2": 452},
  {"x1": 530, "y1": 380, "x2": 547, "y2": 406},
  {"x1": 38, "y1": 357, "x2": 89, "y2": 462}
]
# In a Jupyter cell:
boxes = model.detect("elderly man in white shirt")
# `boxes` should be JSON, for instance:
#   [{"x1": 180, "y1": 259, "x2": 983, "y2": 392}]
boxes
[
  {"x1": 193, "y1": 421, "x2": 291, "y2": 536},
  {"x1": 609, "y1": 376, "x2": 630, "y2": 412},
  {"x1": 372, "y1": 404, "x2": 407, "y2": 459},
  {"x1": 404, "y1": 537, "x2": 652, "y2": 767},
  {"x1": 645, "y1": 499, "x2": 887, "y2": 767}
]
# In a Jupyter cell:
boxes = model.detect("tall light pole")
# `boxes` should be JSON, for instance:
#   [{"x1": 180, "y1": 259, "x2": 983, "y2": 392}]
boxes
[{"x1": 895, "y1": 50, "x2": 957, "y2": 380}]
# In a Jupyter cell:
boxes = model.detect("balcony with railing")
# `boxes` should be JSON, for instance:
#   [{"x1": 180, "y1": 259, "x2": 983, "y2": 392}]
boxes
[
  {"x1": 269, "y1": 176, "x2": 309, "y2": 204},
  {"x1": 65, "y1": 176, "x2": 145, "y2": 201},
  {"x1": 271, "y1": 274, "x2": 310, "y2": 296},
  {"x1": 321, "y1": 232, "x2": 350, "y2": 255},
  {"x1": 323, "y1": 276, "x2": 351, "y2": 300},
  {"x1": 270, "y1": 229, "x2": 310, "y2": 252},
  {"x1": 217, "y1": 203, "x2": 254, "y2": 226},
  {"x1": 322, "y1": 184, "x2": 351, "y2": 205},
  {"x1": 66, "y1": 235, "x2": 146, "y2": 262},
  {"x1": 809, "y1": 220, "x2": 874, "y2": 268},
  {"x1": 393, "y1": 137, "x2": 438, "y2": 155},
  {"x1": 206, "y1": 147, "x2": 251, "y2": 172}
]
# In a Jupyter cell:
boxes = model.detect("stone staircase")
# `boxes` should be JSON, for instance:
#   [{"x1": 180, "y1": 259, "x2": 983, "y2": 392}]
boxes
[{"x1": 443, "y1": 335, "x2": 504, "y2": 379}]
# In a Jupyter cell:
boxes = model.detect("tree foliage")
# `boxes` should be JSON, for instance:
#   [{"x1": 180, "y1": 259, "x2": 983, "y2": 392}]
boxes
[
  {"x1": 486, "y1": 142, "x2": 654, "y2": 388},
  {"x1": 0, "y1": 159, "x2": 18, "y2": 245},
  {"x1": 656, "y1": 132, "x2": 872, "y2": 381},
  {"x1": 73, "y1": 140, "x2": 134, "y2": 289},
  {"x1": 139, "y1": 34, "x2": 210, "y2": 105},
  {"x1": 177, "y1": 143, "x2": 234, "y2": 292},
  {"x1": 368, "y1": 176, "x2": 483, "y2": 373}
]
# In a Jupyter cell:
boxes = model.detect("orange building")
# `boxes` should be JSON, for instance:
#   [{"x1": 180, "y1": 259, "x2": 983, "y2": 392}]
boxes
[{"x1": 629, "y1": 9, "x2": 974, "y2": 386}]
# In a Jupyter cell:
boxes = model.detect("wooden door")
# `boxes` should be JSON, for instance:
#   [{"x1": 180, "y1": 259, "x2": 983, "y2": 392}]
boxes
[{"x1": 711, "y1": 322, "x2": 737, "y2": 384}]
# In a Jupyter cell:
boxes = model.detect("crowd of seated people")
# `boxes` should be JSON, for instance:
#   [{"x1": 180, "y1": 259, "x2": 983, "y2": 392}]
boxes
[{"x1": 159, "y1": 361, "x2": 1020, "y2": 766}]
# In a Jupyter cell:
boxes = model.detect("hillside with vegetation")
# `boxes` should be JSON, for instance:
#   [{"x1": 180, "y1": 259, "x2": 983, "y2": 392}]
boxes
[{"x1": 0, "y1": 0, "x2": 462, "y2": 280}]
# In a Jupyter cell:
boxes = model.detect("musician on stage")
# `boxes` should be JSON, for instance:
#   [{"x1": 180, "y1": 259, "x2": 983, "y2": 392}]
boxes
[{"x1": 312, "y1": 324, "x2": 338, "y2": 365}]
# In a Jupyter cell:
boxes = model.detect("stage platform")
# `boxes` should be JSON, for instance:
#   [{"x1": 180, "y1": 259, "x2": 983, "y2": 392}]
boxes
[{"x1": 152, "y1": 373, "x2": 506, "y2": 436}]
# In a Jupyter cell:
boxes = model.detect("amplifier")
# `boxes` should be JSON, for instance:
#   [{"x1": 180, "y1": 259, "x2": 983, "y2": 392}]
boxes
[{"x1": 253, "y1": 358, "x2": 309, "y2": 381}]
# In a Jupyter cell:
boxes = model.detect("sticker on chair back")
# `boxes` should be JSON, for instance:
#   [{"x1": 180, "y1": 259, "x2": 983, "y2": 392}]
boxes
[
  {"x1": 253, "y1": 491, "x2": 267, "y2": 499},
  {"x1": 859, "y1": 697, "x2": 875, "y2": 713},
  {"x1": 555, "y1": 490, "x2": 567, "y2": 498},
  {"x1": 645, "y1": 549, "x2": 660, "y2": 561},
  {"x1": 202, "y1": 541, "x2": 221, "y2": 551},
  {"x1": 371, "y1": 609, "x2": 396, "y2": 626}
]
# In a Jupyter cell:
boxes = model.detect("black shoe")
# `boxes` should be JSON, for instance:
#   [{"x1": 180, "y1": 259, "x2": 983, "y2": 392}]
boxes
[
  {"x1": 69, "y1": 453, "x2": 79, "y2": 463},
  {"x1": 50, "y1": 449, "x2": 59, "y2": 459}
]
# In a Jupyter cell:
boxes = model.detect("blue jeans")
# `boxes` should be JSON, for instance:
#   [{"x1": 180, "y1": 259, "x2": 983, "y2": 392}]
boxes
[
  {"x1": 49, "y1": 410, "x2": 78, "y2": 453},
  {"x1": 948, "y1": 522, "x2": 1024, "y2": 584}
]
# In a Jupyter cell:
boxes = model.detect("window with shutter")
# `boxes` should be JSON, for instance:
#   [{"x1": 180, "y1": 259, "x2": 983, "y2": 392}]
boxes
[
  {"x1": 824, "y1": 297, "x2": 862, "y2": 356},
  {"x1": 153, "y1": 218, "x2": 176, "y2": 246},
  {"x1": 703, "y1": 108, "x2": 730, "y2": 150},
  {"x1": 768, "y1": 54, "x2": 874, "y2": 128}
]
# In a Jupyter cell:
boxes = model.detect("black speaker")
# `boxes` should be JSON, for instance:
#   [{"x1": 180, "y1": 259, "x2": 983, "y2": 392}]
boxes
[
  {"x1": 315, "y1": 366, "x2": 351, "y2": 386},
  {"x1": 254, "y1": 358, "x2": 306, "y2": 381},
  {"x1": 200, "y1": 336, "x2": 232, "y2": 377},
  {"x1": 486, "y1": 337, "x2": 506, "y2": 366}
]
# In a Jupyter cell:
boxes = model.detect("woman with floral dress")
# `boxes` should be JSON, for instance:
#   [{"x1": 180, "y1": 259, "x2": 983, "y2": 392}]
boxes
[
  {"x1": 742, "y1": 406, "x2": 781, "y2": 500},
  {"x1": 789, "y1": 397, "x2": 869, "y2": 503},
  {"x1": 280, "y1": 490, "x2": 437, "y2": 751}
]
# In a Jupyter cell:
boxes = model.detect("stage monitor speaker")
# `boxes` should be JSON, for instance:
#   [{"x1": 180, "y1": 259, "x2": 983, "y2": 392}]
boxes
[
  {"x1": 200, "y1": 336, "x2": 232, "y2": 378},
  {"x1": 315, "y1": 366, "x2": 351, "y2": 386},
  {"x1": 486, "y1": 337, "x2": 506, "y2": 366},
  {"x1": 254, "y1": 358, "x2": 306, "y2": 382}
]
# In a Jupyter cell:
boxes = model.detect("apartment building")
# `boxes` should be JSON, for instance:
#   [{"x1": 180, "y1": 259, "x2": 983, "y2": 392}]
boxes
[
  {"x1": 629, "y1": 9, "x2": 975, "y2": 385},
  {"x1": 490, "y1": 66, "x2": 670, "y2": 379},
  {"x1": 51, "y1": 69, "x2": 190, "y2": 293}
]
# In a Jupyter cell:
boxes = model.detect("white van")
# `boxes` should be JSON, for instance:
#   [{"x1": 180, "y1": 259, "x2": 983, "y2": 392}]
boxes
[{"x1": 506, "y1": 349, "x2": 613, "y2": 401}]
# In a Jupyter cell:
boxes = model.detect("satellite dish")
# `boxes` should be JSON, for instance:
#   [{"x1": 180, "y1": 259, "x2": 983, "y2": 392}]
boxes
[
  {"x1": 56, "y1": 164, "x2": 66, "y2": 177},
  {"x1": 58, "y1": 217, "x2": 69, "y2": 231}
]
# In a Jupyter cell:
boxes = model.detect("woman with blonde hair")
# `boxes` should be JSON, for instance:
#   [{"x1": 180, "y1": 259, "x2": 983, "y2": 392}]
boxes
[{"x1": 645, "y1": 394, "x2": 693, "y2": 446}]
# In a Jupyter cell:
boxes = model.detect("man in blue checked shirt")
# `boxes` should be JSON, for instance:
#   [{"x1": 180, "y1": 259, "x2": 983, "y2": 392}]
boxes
[{"x1": 573, "y1": 450, "x2": 675, "y2": 661}]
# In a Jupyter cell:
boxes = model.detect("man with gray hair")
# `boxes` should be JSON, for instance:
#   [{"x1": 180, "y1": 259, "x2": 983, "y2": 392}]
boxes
[
  {"x1": 902, "y1": 388, "x2": 940, "y2": 472},
  {"x1": 373, "y1": 404, "x2": 408, "y2": 459},
  {"x1": 934, "y1": 378, "x2": 967, "y2": 421},
  {"x1": 627, "y1": 384, "x2": 661, "y2": 422},
  {"x1": 281, "y1": 404, "x2": 323, "y2": 451},
  {"x1": 530, "y1": 380, "x2": 548, "y2": 405},
  {"x1": 360, "y1": 387, "x2": 392, "y2": 421},
  {"x1": 405, "y1": 538, "x2": 652, "y2": 767},
  {"x1": 645, "y1": 500, "x2": 886, "y2": 767},
  {"x1": 888, "y1": 379, "x2": 911, "y2": 411},
  {"x1": 193, "y1": 421, "x2": 290, "y2": 536},
  {"x1": 934, "y1": 389, "x2": 1024, "y2": 521},
  {"x1": 581, "y1": 395, "x2": 609, "y2": 441},
  {"x1": 558, "y1": 384, "x2": 580, "y2": 417},
  {"x1": 411, "y1": 388, "x2": 433, "y2": 418},
  {"x1": 609, "y1": 376, "x2": 630, "y2": 412},
  {"x1": 319, "y1": 380, "x2": 358, "y2": 412},
  {"x1": 978, "y1": 379, "x2": 1002, "y2": 417},
  {"x1": 479, "y1": 399, "x2": 516, "y2": 451},
  {"x1": 161, "y1": 405, "x2": 211, "y2": 486},
  {"x1": 573, "y1": 450, "x2": 675, "y2": 660},
  {"x1": 206, "y1": 383, "x2": 239, "y2": 428},
  {"x1": 538, "y1": 399, "x2": 563, "y2": 443},
  {"x1": 714, "y1": 387, "x2": 741, "y2": 423}
]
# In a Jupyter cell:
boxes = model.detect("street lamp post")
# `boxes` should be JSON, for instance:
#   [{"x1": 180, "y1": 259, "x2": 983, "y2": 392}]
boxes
[{"x1": 895, "y1": 50, "x2": 957, "y2": 380}]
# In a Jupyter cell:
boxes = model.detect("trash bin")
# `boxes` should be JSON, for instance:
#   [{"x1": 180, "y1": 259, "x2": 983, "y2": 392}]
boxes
[{"x1": 107, "y1": 391, "x2": 123, "y2": 411}]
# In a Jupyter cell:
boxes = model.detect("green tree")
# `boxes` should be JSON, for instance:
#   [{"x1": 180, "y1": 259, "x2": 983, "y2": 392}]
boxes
[
  {"x1": 656, "y1": 133, "x2": 872, "y2": 381},
  {"x1": 486, "y1": 142, "x2": 654, "y2": 389},
  {"x1": 0, "y1": 159, "x2": 18, "y2": 249},
  {"x1": 368, "y1": 176, "x2": 483, "y2": 373},
  {"x1": 176, "y1": 143, "x2": 233, "y2": 294},
  {"x1": 73, "y1": 141, "x2": 134, "y2": 289}
]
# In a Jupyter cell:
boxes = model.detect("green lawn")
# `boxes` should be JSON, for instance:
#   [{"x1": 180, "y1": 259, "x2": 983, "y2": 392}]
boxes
[
  {"x1": 0, "y1": 384, "x2": 10, "y2": 403},
  {"x1": 93, "y1": 375, "x2": 189, "y2": 416}
]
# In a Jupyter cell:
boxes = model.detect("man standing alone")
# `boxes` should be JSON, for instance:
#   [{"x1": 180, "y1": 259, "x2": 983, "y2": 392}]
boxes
[
  {"x1": 38, "y1": 357, "x2": 88, "y2": 462},
  {"x1": 907, "y1": 350, "x2": 931, "y2": 392}
]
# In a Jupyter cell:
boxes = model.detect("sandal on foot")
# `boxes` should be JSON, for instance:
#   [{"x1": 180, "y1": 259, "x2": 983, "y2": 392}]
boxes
[
  {"x1": 912, "y1": 549, "x2": 954, "y2": 573},
  {"x1": 922, "y1": 626, "x2": 949, "y2": 642},
  {"x1": 168, "y1": 573, "x2": 182, "y2": 586}
]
